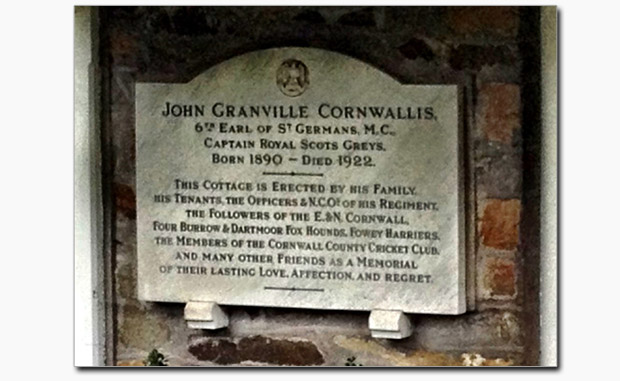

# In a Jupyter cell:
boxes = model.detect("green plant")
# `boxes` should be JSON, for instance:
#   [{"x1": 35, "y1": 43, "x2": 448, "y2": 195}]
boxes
[
  {"x1": 145, "y1": 349, "x2": 168, "y2": 366},
  {"x1": 345, "y1": 356, "x2": 363, "y2": 366}
]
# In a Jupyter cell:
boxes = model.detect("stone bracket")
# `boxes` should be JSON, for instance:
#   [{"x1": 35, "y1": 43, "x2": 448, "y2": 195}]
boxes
[
  {"x1": 184, "y1": 301, "x2": 229, "y2": 330},
  {"x1": 369, "y1": 310, "x2": 413, "y2": 339}
]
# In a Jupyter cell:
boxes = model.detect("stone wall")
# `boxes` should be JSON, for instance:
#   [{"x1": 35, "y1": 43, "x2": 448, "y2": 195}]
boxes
[{"x1": 100, "y1": 6, "x2": 540, "y2": 366}]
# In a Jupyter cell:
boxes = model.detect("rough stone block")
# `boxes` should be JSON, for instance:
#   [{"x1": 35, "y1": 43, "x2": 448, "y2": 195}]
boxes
[
  {"x1": 475, "y1": 153, "x2": 522, "y2": 199},
  {"x1": 479, "y1": 199, "x2": 521, "y2": 250},
  {"x1": 477, "y1": 83, "x2": 521, "y2": 144},
  {"x1": 188, "y1": 336, "x2": 324, "y2": 365},
  {"x1": 118, "y1": 305, "x2": 171, "y2": 349}
]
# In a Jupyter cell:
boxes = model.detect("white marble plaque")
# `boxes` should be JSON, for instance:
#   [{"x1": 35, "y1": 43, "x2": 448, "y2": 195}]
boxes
[{"x1": 136, "y1": 47, "x2": 465, "y2": 314}]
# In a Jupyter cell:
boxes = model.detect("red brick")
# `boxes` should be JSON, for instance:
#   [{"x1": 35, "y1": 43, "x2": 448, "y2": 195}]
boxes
[
  {"x1": 479, "y1": 199, "x2": 520, "y2": 250},
  {"x1": 114, "y1": 182, "x2": 136, "y2": 219},
  {"x1": 482, "y1": 257, "x2": 517, "y2": 298},
  {"x1": 447, "y1": 7, "x2": 519, "y2": 38},
  {"x1": 477, "y1": 83, "x2": 520, "y2": 144}
]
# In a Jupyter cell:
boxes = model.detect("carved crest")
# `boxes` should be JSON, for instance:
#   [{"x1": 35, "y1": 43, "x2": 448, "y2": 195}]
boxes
[{"x1": 276, "y1": 59, "x2": 309, "y2": 97}]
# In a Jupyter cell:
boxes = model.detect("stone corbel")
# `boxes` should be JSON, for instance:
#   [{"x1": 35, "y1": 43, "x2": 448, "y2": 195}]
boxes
[
  {"x1": 369, "y1": 309, "x2": 413, "y2": 339},
  {"x1": 184, "y1": 301, "x2": 229, "y2": 330}
]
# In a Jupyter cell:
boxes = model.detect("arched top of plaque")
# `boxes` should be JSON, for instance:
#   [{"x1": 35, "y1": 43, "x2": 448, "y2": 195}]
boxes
[
  {"x1": 148, "y1": 48, "x2": 437, "y2": 100},
  {"x1": 135, "y1": 47, "x2": 465, "y2": 315}
]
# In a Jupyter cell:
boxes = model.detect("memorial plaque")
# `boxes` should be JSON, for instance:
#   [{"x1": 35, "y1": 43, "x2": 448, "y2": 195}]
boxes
[{"x1": 136, "y1": 47, "x2": 465, "y2": 314}]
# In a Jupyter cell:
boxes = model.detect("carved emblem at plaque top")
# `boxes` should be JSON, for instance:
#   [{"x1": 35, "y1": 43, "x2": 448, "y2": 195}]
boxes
[{"x1": 277, "y1": 59, "x2": 309, "y2": 97}]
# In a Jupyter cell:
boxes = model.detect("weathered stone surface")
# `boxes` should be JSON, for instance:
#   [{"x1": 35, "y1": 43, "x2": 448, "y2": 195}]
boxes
[
  {"x1": 446, "y1": 7, "x2": 519, "y2": 38},
  {"x1": 116, "y1": 258, "x2": 136, "y2": 300},
  {"x1": 188, "y1": 336, "x2": 324, "y2": 365},
  {"x1": 413, "y1": 309, "x2": 523, "y2": 350},
  {"x1": 477, "y1": 83, "x2": 521, "y2": 144},
  {"x1": 119, "y1": 305, "x2": 171, "y2": 350},
  {"x1": 333, "y1": 336, "x2": 515, "y2": 366},
  {"x1": 334, "y1": 335, "x2": 459, "y2": 366},
  {"x1": 116, "y1": 359, "x2": 145, "y2": 366},
  {"x1": 476, "y1": 153, "x2": 522, "y2": 199},
  {"x1": 461, "y1": 352, "x2": 513, "y2": 366},
  {"x1": 496, "y1": 311, "x2": 521, "y2": 344},
  {"x1": 479, "y1": 199, "x2": 521, "y2": 250},
  {"x1": 110, "y1": 69, "x2": 137, "y2": 185}
]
